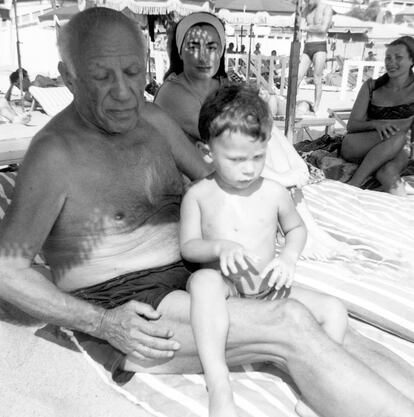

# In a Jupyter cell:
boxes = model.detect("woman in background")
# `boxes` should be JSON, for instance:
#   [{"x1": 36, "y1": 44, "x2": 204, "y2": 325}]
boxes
[{"x1": 342, "y1": 36, "x2": 414, "y2": 196}]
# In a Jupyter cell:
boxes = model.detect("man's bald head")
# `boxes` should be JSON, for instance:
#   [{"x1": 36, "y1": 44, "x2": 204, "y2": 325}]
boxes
[{"x1": 57, "y1": 7, "x2": 145, "y2": 78}]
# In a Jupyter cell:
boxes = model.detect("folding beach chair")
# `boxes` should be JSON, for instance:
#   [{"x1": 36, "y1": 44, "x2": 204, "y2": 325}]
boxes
[{"x1": 28, "y1": 85, "x2": 73, "y2": 117}]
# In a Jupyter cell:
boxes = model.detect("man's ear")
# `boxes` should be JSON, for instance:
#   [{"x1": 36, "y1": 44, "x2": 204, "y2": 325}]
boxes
[
  {"x1": 196, "y1": 141, "x2": 213, "y2": 164},
  {"x1": 58, "y1": 61, "x2": 76, "y2": 94}
]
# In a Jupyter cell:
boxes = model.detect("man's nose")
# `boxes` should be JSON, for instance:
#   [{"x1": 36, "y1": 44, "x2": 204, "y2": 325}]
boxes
[{"x1": 111, "y1": 73, "x2": 130, "y2": 101}]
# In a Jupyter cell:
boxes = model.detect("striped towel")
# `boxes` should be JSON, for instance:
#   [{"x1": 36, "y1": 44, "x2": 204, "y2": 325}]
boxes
[{"x1": 65, "y1": 318, "x2": 414, "y2": 417}]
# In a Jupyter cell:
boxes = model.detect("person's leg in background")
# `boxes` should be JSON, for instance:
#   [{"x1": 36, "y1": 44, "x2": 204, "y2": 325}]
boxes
[{"x1": 312, "y1": 50, "x2": 327, "y2": 113}]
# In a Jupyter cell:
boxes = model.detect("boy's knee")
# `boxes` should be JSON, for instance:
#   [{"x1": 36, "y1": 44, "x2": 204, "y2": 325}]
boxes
[{"x1": 187, "y1": 269, "x2": 222, "y2": 293}]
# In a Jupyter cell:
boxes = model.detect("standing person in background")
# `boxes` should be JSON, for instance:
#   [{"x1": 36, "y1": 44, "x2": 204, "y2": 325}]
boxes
[
  {"x1": 297, "y1": 0, "x2": 333, "y2": 114},
  {"x1": 254, "y1": 42, "x2": 261, "y2": 56}
]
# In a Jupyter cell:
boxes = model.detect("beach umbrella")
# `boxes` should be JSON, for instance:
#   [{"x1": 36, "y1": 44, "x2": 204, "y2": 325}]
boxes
[
  {"x1": 214, "y1": 0, "x2": 295, "y2": 14},
  {"x1": 38, "y1": 5, "x2": 80, "y2": 22},
  {"x1": 103, "y1": 0, "x2": 210, "y2": 15}
]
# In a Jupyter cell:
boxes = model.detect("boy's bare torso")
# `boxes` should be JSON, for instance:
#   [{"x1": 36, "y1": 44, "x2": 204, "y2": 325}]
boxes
[
  {"x1": 191, "y1": 176, "x2": 282, "y2": 295},
  {"x1": 31, "y1": 104, "x2": 184, "y2": 290}
]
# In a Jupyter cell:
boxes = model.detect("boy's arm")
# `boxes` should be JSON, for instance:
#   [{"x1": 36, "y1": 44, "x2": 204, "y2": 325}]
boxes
[
  {"x1": 277, "y1": 186, "x2": 307, "y2": 262},
  {"x1": 180, "y1": 189, "x2": 220, "y2": 263}
]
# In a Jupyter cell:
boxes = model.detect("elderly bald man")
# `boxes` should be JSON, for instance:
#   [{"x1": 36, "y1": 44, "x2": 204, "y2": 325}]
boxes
[{"x1": 0, "y1": 8, "x2": 414, "y2": 417}]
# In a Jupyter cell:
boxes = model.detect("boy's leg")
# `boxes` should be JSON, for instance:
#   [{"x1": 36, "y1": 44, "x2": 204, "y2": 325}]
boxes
[
  {"x1": 187, "y1": 269, "x2": 238, "y2": 417},
  {"x1": 288, "y1": 286, "x2": 348, "y2": 343}
]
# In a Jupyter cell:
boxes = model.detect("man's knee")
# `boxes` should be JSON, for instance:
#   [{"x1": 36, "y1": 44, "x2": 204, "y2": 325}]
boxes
[{"x1": 270, "y1": 298, "x2": 316, "y2": 331}]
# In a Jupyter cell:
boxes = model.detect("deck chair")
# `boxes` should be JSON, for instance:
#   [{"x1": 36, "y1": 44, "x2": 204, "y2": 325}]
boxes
[
  {"x1": 273, "y1": 115, "x2": 336, "y2": 143},
  {"x1": 328, "y1": 107, "x2": 414, "y2": 159},
  {"x1": 28, "y1": 86, "x2": 73, "y2": 117}
]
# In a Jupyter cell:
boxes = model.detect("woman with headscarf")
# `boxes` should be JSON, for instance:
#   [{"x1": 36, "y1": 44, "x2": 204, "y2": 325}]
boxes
[{"x1": 342, "y1": 36, "x2": 414, "y2": 196}]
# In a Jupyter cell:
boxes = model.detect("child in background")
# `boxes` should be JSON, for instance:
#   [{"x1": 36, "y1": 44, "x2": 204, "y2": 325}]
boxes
[{"x1": 180, "y1": 85, "x2": 348, "y2": 417}]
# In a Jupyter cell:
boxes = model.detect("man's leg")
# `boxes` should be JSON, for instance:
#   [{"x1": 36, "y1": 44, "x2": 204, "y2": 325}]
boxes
[
  {"x1": 297, "y1": 53, "x2": 312, "y2": 88},
  {"x1": 124, "y1": 291, "x2": 414, "y2": 417},
  {"x1": 312, "y1": 51, "x2": 327, "y2": 113}
]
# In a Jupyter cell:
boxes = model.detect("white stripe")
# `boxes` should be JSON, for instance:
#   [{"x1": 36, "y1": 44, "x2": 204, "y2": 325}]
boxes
[
  {"x1": 137, "y1": 373, "x2": 208, "y2": 417},
  {"x1": 238, "y1": 379, "x2": 298, "y2": 417},
  {"x1": 295, "y1": 276, "x2": 414, "y2": 335}
]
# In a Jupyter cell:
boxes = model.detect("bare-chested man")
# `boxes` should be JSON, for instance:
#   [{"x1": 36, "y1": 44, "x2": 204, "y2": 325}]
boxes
[
  {"x1": 297, "y1": 0, "x2": 333, "y2": 113},
  {"x1": 0, "y1": 8, "x2": 414, "y2": 417}
]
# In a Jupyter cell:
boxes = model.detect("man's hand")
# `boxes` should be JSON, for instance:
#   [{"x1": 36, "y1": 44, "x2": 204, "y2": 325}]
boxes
[{"x1": 99, "y1": 301, "x2": 180, "y2": 360}]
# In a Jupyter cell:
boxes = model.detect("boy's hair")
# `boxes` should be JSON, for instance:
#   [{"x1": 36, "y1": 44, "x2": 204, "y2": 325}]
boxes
[{"x1": 198, "y1": 85, "x2": 272, "y2": 143}]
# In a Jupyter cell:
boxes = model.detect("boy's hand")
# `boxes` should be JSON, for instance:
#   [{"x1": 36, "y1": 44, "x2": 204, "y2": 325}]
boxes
[
  {"x1": 215, "y1": 240, "x2": 258, "y2": 276},
  {"x1": 260, "y1": 253, "x2": 297, "y2": 290}
]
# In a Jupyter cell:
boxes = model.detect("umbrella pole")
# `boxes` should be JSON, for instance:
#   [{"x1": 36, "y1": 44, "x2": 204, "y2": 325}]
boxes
[
  {"x1": 284, "y1": 0, "x2": 303, "y2": 143},
  {"x1": 13, "y1": 0, "x2": 24, "y2": 110},
  {"x1": 246, "y1": 23, "x2": 253, "y2": 85}
]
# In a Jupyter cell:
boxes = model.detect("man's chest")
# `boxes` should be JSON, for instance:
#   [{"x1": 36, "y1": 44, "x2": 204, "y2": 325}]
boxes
[{"x1": 60, "y1": 135, "x2": 183, "y2": 231}]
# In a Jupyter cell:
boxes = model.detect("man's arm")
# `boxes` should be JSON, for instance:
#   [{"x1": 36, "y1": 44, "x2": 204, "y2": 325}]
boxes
[{"x1": 0, "y1": 136, "x2": 178, "y2": 359}]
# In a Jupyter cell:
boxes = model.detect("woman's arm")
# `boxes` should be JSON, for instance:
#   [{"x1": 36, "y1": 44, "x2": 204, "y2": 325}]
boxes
[{"x1": 347, "y1": 81, "x2": 376, "y2": 133}]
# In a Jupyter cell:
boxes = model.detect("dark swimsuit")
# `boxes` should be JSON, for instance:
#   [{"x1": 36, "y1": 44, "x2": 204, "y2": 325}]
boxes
[
  {"x1": 303, "y1": 41, "x2": 327, "y2": 61},
  {"x1": 367, "y1": 78, "x2": 414, "y2": 120}
]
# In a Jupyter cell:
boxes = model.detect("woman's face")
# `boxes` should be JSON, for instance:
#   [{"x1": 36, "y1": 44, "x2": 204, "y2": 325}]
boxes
[
  {"x1": 385, "y1": 43, "x2": 413, "y2": 79},
  {"x1": 180, "y1": 24, "x2": 222, "y2": 81}
]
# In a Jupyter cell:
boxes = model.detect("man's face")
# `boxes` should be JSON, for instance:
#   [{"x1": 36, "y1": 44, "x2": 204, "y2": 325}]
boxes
[
  {"x1": 180, "y1": 24, "x2": 222, "y2": 81},
  {"x1": 71, "y1": 24, "x2": 146, "y2": 134}
]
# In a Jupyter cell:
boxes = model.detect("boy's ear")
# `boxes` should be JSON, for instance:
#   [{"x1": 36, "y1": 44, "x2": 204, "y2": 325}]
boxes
[{"x1": 196, "y1": 141, "x2": 213, "y2": 164}]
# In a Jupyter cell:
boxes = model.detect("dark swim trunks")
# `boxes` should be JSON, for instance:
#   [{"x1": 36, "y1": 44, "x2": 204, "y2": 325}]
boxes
[
  {"x1": 303, "y1": 41, "x2": 327, "y2": 61},
  {"x1": 71, "y1": 260, "x2": 192, "y2": 384},
  {"x1": 71, "y1": 260, "x2": 191, "y2": 309}
]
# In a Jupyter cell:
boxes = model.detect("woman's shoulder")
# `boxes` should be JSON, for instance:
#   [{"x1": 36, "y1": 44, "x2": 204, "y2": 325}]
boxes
[{"x1": 155, "y1": 73, "x2": 194, "y2": 103}]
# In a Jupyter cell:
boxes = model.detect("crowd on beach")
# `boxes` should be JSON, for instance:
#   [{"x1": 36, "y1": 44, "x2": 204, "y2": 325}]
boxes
[{"x1": 1, "y1": 2, "x2": 414, "y2": 417}]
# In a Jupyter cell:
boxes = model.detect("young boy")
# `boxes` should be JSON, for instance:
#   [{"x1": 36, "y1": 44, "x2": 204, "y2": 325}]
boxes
[{"x1": 179, "y1": 85, "x2": 348, "y2": 417}]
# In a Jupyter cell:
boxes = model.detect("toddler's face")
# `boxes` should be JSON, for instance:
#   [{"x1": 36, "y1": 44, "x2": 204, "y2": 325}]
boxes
[{"x1": 208, "y1": 130, "x2": 268, "y2": 190}]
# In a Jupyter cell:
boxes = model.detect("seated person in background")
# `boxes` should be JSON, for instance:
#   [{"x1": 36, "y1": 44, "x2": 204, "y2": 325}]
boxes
[
  {"x1": 5, "y1": 68, "x2": 64, "y2": 103},
  {"x1": 0, "y1": 97, "x2": 30, "y2": 124},
  {"x1": 341, "y1": 36, "x2": 414, "y2": 196},
  {"x1": 181, "y1": 85, "x2": 348, "y2": 417}
]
